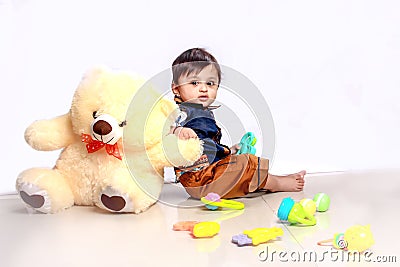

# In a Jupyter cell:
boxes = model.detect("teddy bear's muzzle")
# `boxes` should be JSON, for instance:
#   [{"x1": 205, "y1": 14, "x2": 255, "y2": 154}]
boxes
[
  {"x1": 90, "y1": 114, "x2": 123, "y2": 145},
  {"x1": 93, "y1": 120, "x2": 112, "y2": 135}
]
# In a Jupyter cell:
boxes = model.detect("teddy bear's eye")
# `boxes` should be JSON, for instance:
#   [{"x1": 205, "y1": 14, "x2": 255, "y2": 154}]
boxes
[
  {"x1": 119, "y1": 120, "x2": 127, "y2": 127},
  {"x1": 92, "y1": 111, "x2": 98, "y2": 119}
]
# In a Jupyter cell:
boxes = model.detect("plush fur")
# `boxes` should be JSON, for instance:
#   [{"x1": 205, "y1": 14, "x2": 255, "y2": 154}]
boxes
[{"x1": 16, "y1": 66, "x2": 202, "y2": 214}]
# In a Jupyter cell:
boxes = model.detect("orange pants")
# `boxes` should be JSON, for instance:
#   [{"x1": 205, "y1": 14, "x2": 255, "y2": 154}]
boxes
[{"x1": 179, "y1": 154, "x2": 269, "y2": 199}]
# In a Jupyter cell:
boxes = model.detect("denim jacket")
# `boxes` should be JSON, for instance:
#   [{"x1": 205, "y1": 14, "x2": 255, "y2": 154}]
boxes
[{"x1": 175, "y1": 102, "x2": 231, "y2": 164}]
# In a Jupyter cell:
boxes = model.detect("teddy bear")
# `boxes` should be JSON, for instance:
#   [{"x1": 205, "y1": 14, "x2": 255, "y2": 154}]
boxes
[{"x1": 16, "y1": 66, "x2": 202, "y2": 214}]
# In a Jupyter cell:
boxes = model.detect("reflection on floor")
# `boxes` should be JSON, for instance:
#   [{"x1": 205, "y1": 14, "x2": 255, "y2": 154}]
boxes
[{"x1": 1, "y1": 169, "x2": 399, "y2": 267}]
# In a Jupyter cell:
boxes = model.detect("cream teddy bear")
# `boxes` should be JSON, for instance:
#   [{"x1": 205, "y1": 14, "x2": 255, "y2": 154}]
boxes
[{"x1": 16, "y1": 66, "x2": 202, "y2": 214}]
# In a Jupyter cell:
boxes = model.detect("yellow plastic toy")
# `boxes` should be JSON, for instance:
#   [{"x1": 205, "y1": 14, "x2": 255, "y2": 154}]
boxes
[
  {"x1": 300, "y1": 198, "x2": 317, "y2": 215},
  {"x1": 173, "y1": 221, "x2": 220, "y2": 238},
  {"x1": 232, "y1": 227, "x2": 284, "y2": 246},
  {"x1": 201, "y1": 192, "x2": 245, "y2": 210},
  {"x1": 192, "y1": 222, "x2": 220, "y2": 238},
  {"x1": 343, "y1": 224, "x2": 374, "y2": 252},
  {"x1": 318, "y1": 224, "x2": 374, "y2": 252},
  {"x1": 173, "y1": 209, "x2": 244, "y2": 241}
]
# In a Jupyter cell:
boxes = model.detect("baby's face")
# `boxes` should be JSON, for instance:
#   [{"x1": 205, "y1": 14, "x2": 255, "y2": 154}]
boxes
[{"x1": 173, "y1": 64, "x2": 219, "y2": 108}]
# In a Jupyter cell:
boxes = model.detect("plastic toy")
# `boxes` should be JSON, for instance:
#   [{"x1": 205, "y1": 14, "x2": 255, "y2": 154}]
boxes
[
  {"x1": 344, "y1": 225, "x2": 374, "y2": 252},
  {"x1": 192, "y1": 221, "x2": 220, "y2": 238},
  {"x1": 173, "y1": 208, "x2": 244, "y2": 240},
  {"x1": 313, "y1": 193, "x2": 330, "y2": 212},
  {"x1": 232, "y1": 234, "x2": 253, "y2": 246},
  {"x1": 277, "y1": 197, "x2": 316, "y2": 226},
  {"x1": 237, "y1": 132, "x2": 257, "y2": 155},
  {"x1": 232, "y1": 227, "x2": 284, "y2": 246},
  {"x1": 172, "y1": 221, "x2": 199, "y2": 231},
  {"x1": 300, "y1": 198, "x2": 317, "y2": 215},
  {"x1": 173, "y1": 221, "x2": 220, "y2": 238},
  {"x1": 201, "y1": 192, "x2": 245, "y2": 210},
  {"x1": 318, "y1": 224, "x2": 374, "y2": 252}
]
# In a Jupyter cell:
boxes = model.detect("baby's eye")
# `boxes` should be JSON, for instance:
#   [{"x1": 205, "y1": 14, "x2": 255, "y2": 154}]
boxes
[
  {"x1": 207, "y1": 81, "x2": 215, "y2": 86},
  {"x1": 190, "y1": 81, "x2": 200, "y2": 86}
]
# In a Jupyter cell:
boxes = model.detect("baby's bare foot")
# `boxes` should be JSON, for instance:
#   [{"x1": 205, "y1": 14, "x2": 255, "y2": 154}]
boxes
[{"x1": 264, "y1": 170, "x2": 306, "y2": 192}]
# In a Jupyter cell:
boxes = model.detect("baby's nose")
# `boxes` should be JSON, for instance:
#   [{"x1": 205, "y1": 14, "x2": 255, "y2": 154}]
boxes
[{"x1": 199, "y1": 82, "x2": 208, "y2": 91}]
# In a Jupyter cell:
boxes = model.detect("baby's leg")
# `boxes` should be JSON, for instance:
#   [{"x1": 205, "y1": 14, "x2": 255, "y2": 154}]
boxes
[{"x1": 263, "y1": 170, "x2": 306, "y2": 192}]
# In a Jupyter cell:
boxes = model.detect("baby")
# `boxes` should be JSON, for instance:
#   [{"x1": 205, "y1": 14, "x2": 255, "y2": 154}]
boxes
[{"x1": 170, "y1": 48, "x2": 305, "y2": 199}]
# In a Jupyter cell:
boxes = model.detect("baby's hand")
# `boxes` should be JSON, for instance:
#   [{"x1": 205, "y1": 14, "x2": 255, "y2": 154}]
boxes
[
  {"x1": 230, "y1": 143, "x2": 241, "y2": 154},
  {"x1": 173, "y1": 127, "x2": 198, "y2": 140}
]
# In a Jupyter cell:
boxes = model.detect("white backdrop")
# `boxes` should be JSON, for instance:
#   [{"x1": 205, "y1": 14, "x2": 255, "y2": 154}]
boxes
[{"x1": 1, "y1": 0, "x2": 400, "y2": 194}]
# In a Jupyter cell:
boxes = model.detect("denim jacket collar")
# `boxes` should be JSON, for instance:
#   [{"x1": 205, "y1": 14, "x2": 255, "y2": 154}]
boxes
[{"x1": 178, "y1": 101, "x2": 221, "y2": 111}]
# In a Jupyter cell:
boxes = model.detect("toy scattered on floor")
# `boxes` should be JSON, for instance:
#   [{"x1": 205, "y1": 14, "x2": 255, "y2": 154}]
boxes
[
  {"x1": 232, "y1": 227, "x2": 284, "y2": 246},
  {"x1": 313, "y1": 193, "x2": 330, "y2": 212},
  {"x1": 192, "y1": 222, "x2": 221, "y2": 238},
  {"x1": 299, "y1": 193, "x2": 330, "y2": 214},
  {"x1": 201, "y1": 192, "x2": 245, "y2": 210},
  {"x1": 300, "y1": 198, "x2": 317, "y2": 215},
  {"x1": 237, "y1": 132, "x2": 257, "y2": 155},
  {"x1": 318, "y1": 224, "x2": 374, "y2": 252},
  {"x1": 173, "y1": 221, "x2": 220, "y2": 238},
  {"x1": 277, "y1": 197, "x2": 316, "y2": 226},
  {"x1": 172, "y1": 221, "x2": 199, "y2": 231}
]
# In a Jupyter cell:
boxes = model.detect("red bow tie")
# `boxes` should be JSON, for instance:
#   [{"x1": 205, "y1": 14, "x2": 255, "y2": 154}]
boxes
[{"x1": 81, "y1": 133, "x2": 122, "y2": 160}]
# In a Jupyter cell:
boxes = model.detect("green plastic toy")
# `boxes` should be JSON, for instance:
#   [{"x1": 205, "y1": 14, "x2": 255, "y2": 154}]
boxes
[
  {"x1": 277, "y1": 197, "x2": 316, "y2": 226},
  {"x1": 313, "y1": 193, "x2": 330, "y2": 212}
]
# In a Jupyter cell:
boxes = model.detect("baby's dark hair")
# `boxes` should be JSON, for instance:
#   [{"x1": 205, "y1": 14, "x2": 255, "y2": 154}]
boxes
[{"x1": 172, "y1": 48, "x2": 221, "y2": 85}]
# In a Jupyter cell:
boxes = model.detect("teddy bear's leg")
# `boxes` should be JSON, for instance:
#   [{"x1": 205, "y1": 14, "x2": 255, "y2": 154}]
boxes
[
  {"x1": 95, "y1": 168, "x2": 162, "y2": 214},
  {"x1": 16, "y1": 168, "x2": 74, "y2": 213}
]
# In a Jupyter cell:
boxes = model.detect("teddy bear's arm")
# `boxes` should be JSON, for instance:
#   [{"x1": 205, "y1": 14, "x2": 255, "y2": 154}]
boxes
[
  {"x1": 157, "y1": 99, "x2": 204, "y2": 166},
  {"x1": 25, "y1": 113, "x2": 76, "y2": 151}
]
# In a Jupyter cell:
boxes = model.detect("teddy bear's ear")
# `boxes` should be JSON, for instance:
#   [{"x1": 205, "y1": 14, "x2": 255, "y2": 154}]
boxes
[
  {"x1": 82, "y1": 65, "x2": 110, "y2": 78},
  {"x1": 159, "y1": 98, "x2": 179, "y2": 117}
]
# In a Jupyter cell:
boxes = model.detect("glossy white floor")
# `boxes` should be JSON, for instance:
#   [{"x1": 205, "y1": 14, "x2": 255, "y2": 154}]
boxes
[{"x1": 1, "y1": 169, "x2": 399, "y2": 267}]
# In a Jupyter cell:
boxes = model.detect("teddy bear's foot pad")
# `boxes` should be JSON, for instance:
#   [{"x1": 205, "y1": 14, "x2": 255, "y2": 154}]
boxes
[
  {"x1": 101, "y1": 195, "x2": 126, "y2": 211},
  {"x1": 99, "y1": 187, "x2": 134, "y2": 212},
  {"x1": 20, "y1": 191, "x2": 45, "y2": 208},
  {"x1": 18, "y1": 183, "x2": 52, "y2": 213}
]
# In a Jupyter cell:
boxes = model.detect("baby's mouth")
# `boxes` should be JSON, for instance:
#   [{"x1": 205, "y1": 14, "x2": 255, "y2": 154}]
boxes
[{"x1": 198, "y1": 96, "x2": 209, "y2": 101}]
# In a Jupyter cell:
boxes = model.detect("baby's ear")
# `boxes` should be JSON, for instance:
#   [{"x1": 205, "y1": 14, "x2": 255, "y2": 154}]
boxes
[{"x1": 171, "y1": 83, "x2": 179, "y2": 95}]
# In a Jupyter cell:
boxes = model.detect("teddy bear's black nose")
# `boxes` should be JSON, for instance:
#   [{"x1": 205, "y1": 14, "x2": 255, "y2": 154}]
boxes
[{"x1": 93, "y1": 120, "x2": 112, "y2": 135}]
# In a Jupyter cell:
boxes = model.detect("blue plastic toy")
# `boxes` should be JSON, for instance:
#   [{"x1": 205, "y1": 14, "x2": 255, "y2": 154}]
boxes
[{"x1": 237, "y1": 132, "x2": 257, "y2": 155}]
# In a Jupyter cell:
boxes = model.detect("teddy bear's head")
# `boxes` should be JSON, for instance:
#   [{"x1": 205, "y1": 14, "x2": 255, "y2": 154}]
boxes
[{"x1": 70, "y1": 67, "x2": 145, "y2": 146}]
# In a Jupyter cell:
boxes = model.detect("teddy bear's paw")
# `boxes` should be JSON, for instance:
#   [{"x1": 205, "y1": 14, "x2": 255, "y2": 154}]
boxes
[
  {"x1": 97, "y1": 186, "x2": 135, "y2": 213},
  {"x1": 162, "y1": 135, "x2": 203, "y2": 166},
  {"x1": 18, "y1": 183, "x2": 52, "y2": 213}
]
